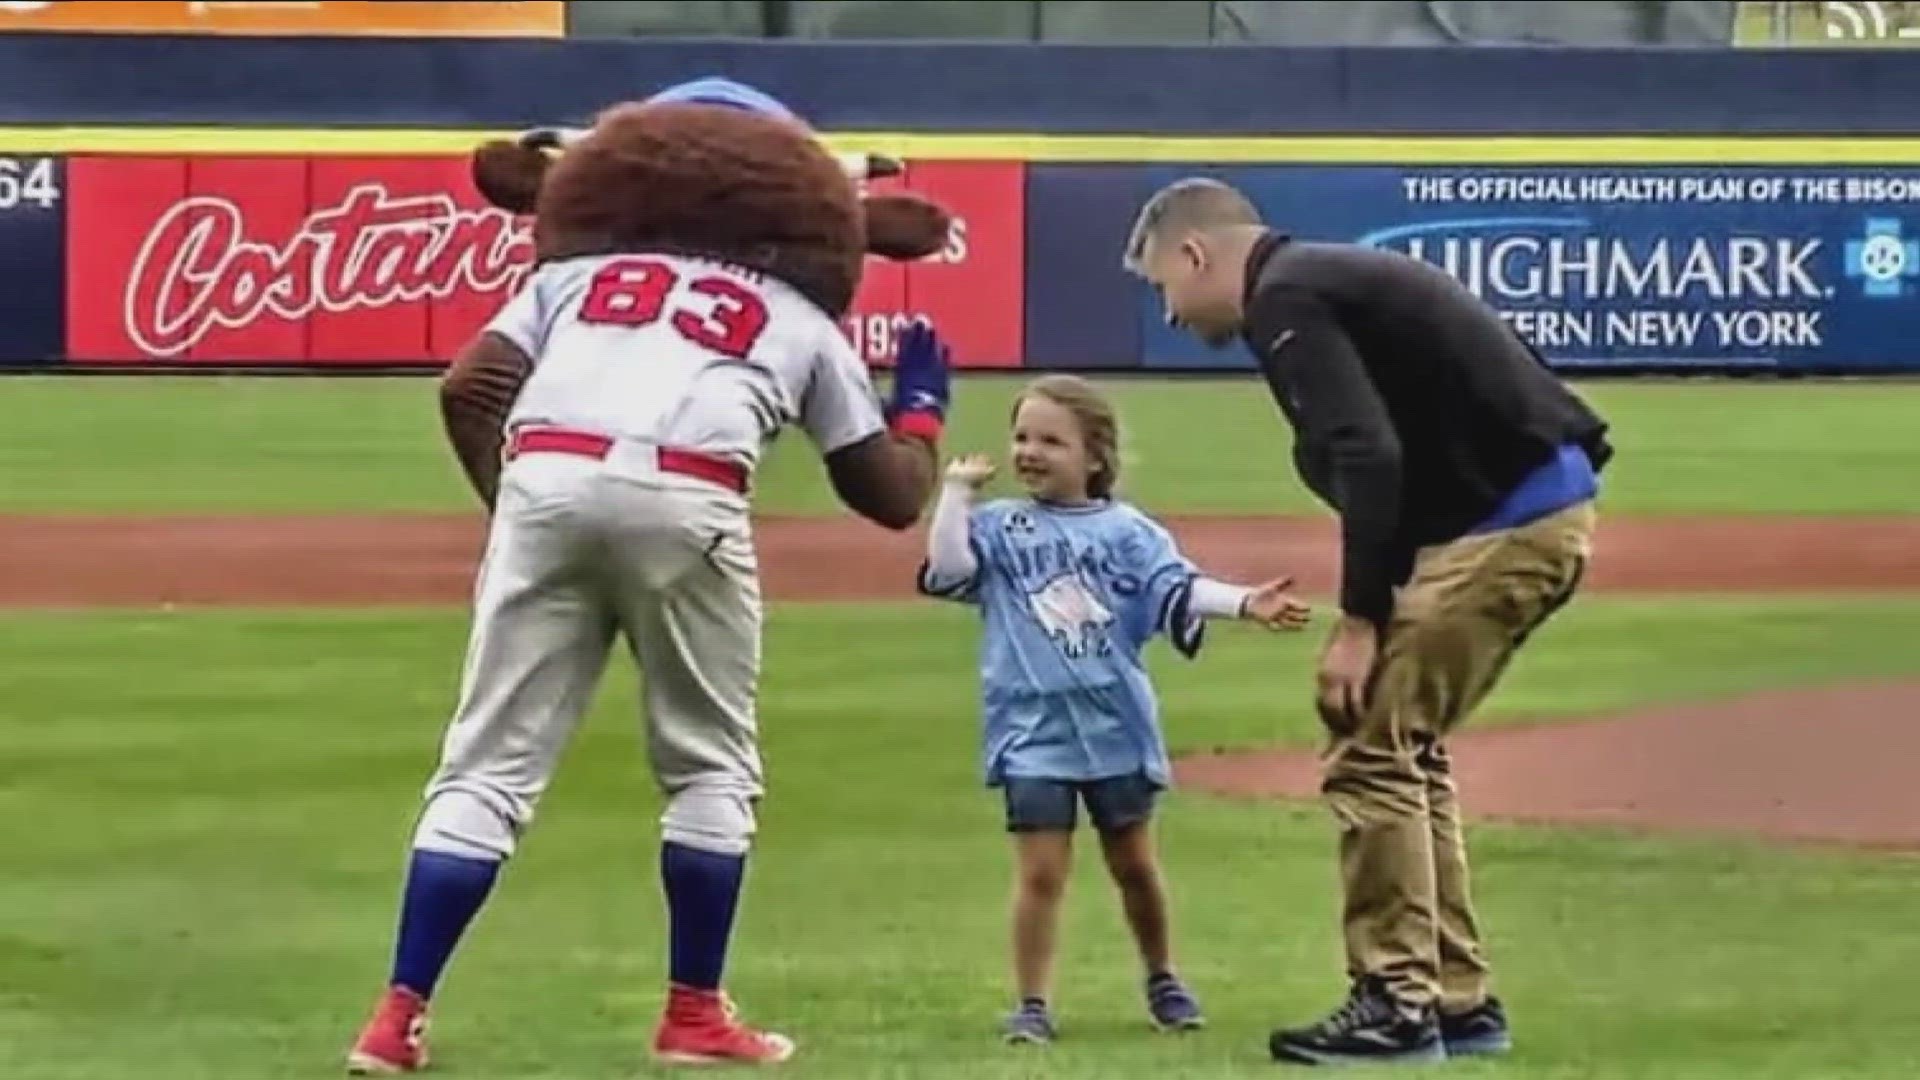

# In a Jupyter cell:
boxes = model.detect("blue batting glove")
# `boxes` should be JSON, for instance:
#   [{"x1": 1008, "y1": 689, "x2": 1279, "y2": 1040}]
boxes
[{"x1": 888, "y1": 319, "x2": 951, "y2": 441}]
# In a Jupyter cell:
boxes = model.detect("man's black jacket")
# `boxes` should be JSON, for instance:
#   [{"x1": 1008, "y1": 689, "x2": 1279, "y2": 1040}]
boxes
[{"x1": 1238, "y1": 230, "x2": 1613, "y2": 626}]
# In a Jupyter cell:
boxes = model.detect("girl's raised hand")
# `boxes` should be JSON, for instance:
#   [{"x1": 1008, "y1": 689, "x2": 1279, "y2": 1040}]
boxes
[{"x1": 945, "y1": 453, "x2": 997, "y2": 491}]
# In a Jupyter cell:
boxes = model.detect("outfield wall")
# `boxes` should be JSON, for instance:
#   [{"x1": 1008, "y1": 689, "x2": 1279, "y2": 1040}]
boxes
[{"x1": 2, "y1": 36, "x2": 1916, "y2": 374}]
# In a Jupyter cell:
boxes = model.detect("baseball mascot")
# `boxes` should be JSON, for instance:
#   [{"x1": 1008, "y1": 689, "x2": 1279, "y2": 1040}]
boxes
[{"x1": 345, "y1": 79, "x2": 954, "y2": 1073}]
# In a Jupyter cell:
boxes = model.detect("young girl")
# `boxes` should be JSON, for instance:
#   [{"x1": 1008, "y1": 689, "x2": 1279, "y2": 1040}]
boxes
[{"x1": 916, "y1": 373, "x2": 1312, "y2": 1044}]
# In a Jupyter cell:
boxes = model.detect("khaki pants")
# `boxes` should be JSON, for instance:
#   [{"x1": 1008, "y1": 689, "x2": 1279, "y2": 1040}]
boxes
[{"x1": 1323, "y1": 500, "x2": 1596, "y2": 1015}]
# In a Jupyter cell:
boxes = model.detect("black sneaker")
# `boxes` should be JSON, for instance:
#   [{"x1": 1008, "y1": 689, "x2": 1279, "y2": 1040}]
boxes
[
  {"x1": 1440, "y1": 995, "x2": 1510, "y2": 1057},
  {"x1": 1268, "y1": 977, "x2": 1446, "y2": 1067}
]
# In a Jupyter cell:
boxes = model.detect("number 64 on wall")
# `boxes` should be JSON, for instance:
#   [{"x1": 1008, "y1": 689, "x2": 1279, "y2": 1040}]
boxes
[{"x1": 0, "y1": 157, "x2": 60, "y2": 211}]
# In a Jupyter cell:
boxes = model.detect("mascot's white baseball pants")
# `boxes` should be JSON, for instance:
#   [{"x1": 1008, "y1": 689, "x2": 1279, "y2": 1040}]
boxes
[{"x1": 411, "y1": 427, "x2": 765, "y2": 863}]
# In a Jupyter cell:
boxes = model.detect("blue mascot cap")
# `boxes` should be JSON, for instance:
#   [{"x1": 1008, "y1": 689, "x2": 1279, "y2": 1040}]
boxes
[
  {"x1": 644, "y1": 77, "x2": 799, "y2": 124},
  {"x1": 635, "y1": 75, "x2": 901, "y2": 180}
]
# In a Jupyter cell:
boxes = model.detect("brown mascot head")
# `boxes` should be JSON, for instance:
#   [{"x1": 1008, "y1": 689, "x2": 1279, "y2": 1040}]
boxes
[{"x1": 469, "y1": 100, "x2": 952, "y2": 320}]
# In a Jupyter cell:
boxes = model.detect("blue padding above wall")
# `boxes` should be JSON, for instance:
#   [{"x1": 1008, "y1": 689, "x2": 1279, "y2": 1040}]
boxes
[{"x1": 0, "y1": 34, "x2": 1915, "y2": 134}]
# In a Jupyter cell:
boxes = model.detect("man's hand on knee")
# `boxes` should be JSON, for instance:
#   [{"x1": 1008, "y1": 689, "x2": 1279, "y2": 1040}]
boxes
[{"x1": 1318, "y1": 615, "x2": 1381, "y2": 736}]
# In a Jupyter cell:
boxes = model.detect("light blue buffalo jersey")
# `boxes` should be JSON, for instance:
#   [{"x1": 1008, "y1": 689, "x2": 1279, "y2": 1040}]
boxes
[{"x1": 917, "y1": 497, "x2": 1207, "y2": 788}]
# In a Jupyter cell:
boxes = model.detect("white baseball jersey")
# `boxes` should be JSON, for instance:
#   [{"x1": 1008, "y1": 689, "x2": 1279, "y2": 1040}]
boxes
[
  {"x1": 417, "y1": 253, "x2": 885, "y2": 873},
  {"x1": 484, "y1": 252, "x2": 887, "y2": 468}
]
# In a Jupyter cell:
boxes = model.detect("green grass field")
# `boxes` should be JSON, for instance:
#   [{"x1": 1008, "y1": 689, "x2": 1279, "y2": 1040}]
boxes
[
  {"x1": 5, "y1": 375, "x2": 1920, "y2": 515},
  {"x1": 5, "y1": 375, "x2": 1920, "y2": 1080}
]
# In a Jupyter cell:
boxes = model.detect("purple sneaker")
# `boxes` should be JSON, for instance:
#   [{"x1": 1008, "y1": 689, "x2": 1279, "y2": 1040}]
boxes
[
  {"x1": 1147, "y1": 973, "x2": 1206, "y2": 1032},
  {"x1": 1002, "y1": 999, "x2": 1056, "y2": 1045}
]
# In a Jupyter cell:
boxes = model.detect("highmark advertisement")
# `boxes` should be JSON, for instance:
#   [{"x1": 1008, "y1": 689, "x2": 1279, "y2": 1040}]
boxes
[{"x1": 1139, "y1": 165, "x2": 1920, "y2": 372}]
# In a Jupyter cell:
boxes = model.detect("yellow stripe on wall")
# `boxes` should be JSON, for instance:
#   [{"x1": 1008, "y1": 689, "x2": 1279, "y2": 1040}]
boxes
[
  {"x1": 0, "y1": 126, "x2": 1918, "y2": 163},
  {"x1": 823, "y1": 134, "x2": 1920, "y2": 165}
]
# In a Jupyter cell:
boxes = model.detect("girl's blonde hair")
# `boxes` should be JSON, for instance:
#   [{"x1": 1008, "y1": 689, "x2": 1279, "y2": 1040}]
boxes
[{"x1": 1012, "y1": 374, "x2": 1122, "y2": 499}]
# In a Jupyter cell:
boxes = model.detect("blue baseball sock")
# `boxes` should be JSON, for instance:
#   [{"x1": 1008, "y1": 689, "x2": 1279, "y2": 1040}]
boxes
[
  {"x1": 389, "y1": 848, "x2": 502, "y2": 998},
  {"x1": 660, "y1": 841, "x2": 747, "y2": 991}
]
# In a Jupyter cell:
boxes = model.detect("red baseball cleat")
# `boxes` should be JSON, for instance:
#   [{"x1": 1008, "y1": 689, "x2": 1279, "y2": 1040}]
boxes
[
  {"x1": 651, "y1": 984, "x2": 796, "y2": 1066},
  {"x1": 346, "y1": 985, "x2": 431, "y2": 1074}
]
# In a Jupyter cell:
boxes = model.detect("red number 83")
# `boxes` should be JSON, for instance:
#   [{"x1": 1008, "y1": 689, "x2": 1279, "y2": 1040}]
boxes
[{"x1": 576, "y1": 256, "x2": 770, "y2": 360}]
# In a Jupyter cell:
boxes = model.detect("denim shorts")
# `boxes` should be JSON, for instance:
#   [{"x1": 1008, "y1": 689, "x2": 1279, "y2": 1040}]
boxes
[{"x1": 1001, "y1": 772, "x2": 1161, "y2": 835}]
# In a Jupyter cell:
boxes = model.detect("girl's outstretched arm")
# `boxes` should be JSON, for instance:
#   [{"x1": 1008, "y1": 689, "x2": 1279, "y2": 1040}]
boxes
[{"x1": 1187, "y1": 576, "x2": 1254, "y2": 619}]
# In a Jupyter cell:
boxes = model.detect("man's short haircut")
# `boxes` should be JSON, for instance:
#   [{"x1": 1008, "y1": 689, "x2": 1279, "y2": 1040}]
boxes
[{"x1": 1122, "y1": 177, "x2": 1263, "y2": 273}]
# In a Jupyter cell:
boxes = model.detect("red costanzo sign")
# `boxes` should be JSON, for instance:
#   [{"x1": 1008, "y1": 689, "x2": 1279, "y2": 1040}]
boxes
[
  {"x1": 63, "y1": 154, "x2": 1026, "y2": 368},
  {"x1": 123, "y1": 183, "x2": 528, "y2": 359},
  {"x1": 67, "y1": 156, "x2": 530, "y2": 365}
]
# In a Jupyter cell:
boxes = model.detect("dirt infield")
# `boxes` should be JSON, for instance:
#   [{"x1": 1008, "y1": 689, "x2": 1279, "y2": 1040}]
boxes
[
  {"x1": 4, "y1": 511, "x2": 1920, "y2": 605},
  {"x1": 3, "y1": 510, "x2": 1919, "y2": 849},
  {"x1": 1175, "y1": 680, "x2": 1920, "y2": 852}
]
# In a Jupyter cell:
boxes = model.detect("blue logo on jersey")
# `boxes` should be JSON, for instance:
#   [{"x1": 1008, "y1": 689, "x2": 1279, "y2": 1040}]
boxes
[{"x1": 1844, "y1": 217, "x2": 1919, "y2": 299}]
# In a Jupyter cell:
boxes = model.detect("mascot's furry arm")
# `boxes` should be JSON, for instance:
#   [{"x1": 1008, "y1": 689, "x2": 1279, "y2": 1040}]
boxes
[
  {"x1": 441, "y1": 333, "x2": 528, "y2": 510},
  {"x1": 823, "y1": 428, "x2": 939, "y2": 530},
  {"x1": 820, "y1": 337, "x2": 945, "y2": 531}
]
